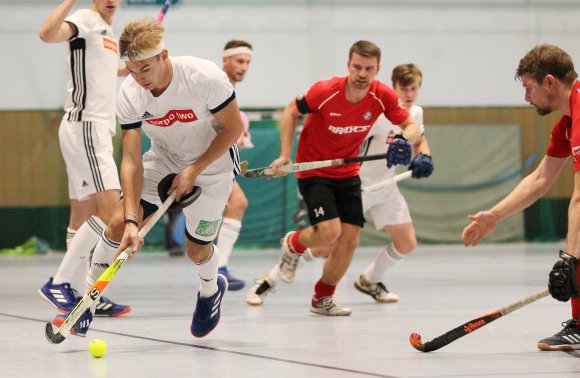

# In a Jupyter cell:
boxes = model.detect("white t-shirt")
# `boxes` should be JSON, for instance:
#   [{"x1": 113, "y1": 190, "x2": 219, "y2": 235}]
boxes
[
  {"x1": 359, "y1": 104, "x2": 424, "y2": 186},
  {"x1": 117, "y1": 56, "x2": 237, "y2": 175},
  {"x1": 64, "y1": 9, "x2": 118, "y2": 128}
]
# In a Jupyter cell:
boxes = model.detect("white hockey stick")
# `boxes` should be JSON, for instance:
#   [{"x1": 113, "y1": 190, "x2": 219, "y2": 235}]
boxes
[{"x1": 362, "y1": 170, "x2": 413, "y2": 192}]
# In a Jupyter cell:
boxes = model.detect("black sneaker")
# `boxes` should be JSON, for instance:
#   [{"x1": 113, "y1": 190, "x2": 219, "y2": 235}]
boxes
[{"x1": 537, "y1": 319, "x2": 580, "y2": 351}]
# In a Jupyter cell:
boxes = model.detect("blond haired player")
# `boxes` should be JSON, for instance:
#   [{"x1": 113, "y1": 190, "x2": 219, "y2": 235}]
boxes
[
  {"x1": 38, "y1": 0, "x2": 130, "y2": 317},
  {"x1": 51, "y1": 18, "x2": 243, "y2": 338}
]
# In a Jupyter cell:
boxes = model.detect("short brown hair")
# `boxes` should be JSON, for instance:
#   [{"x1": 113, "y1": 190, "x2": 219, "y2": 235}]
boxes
[
  {"x1": 391, "y1": 63, "x2": 422, "y2": 87},
  {"x1": 119, "y1": 18, "x2": 165, "y2": 61},
  {"x1": 224, "y1": 40, "x2": 252, "y2": 51},
  {"x1": 516, "y1": 43, "x2": 577, "y2": 85},
  {"x1": 349, "y1": 40, "x2": 381, "y2": 64}
]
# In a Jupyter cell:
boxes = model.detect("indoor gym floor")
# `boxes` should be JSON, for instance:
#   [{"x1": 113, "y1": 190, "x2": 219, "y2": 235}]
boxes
[{"x1": 1, "y1": 242, "x2": 579, "y2": 378}]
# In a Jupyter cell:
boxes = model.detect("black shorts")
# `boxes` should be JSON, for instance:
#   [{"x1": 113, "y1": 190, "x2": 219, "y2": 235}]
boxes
[{"x1": 297, "y1": 176, "x2": 365, "y2": 228}]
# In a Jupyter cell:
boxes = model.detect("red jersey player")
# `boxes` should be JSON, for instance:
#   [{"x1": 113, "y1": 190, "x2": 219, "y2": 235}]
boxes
[
  {"x1": 463, "y1": 43, "x2": 580, "y2": 351},
  {"x1": 267, "y1": 40, "x2": 428, "y2": 316}
]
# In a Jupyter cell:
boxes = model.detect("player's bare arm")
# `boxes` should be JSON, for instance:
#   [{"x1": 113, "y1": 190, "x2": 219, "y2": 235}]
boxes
[
  {"x1": 117, "y1": 128, "x2": 145, "y2": 257},
  {"x1": 39, "y1": 0, "x2": 76, "y2": 43},
  {"x1": 170, "y1": 98, "x2": 243, "y2": 202},
  {"x1": 271, "y1": 98, "x2": 300, "y2": 177},
  {"x1": 462, "y1": 156, "x2": 567, "y2": 246},
  {"x1": 398, "y1": 116, "x2": 423, "y2": 145}
]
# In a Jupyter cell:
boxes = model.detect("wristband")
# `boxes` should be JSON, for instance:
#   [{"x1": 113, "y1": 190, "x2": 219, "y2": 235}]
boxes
[
  {"x1": 124, "y1": 212, "x2": 138, "y2": 222},
  {"x1": 124, "y1": 219, "x2": 139, "y2": 227}
]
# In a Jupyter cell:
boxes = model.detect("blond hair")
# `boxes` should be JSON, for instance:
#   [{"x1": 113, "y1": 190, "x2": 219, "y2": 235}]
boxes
[{"x1": 119, "y1": 18, "x2": 165, "y2": 61}]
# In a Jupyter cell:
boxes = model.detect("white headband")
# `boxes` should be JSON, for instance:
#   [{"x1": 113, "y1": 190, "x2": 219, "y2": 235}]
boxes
[
  {"x1": 121, "y1": 41, "x2": 165, "y2": 62},
  {"x1": 223, "y1": 46, "x2": 253, "y2": 58}
]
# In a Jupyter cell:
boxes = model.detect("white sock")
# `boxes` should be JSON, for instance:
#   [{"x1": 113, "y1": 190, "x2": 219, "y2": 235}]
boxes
[
  {"x1": 364, "y1": 243, "x2": 406, "y2": 283},
  {"x1": 267, "y1": 264, "x2": 281, "y2": 284},
  {"x1": 88, "y1": 232, "x2": 119, "y2": 313},
  {"x1": 54, "y1": 216, "x2": 106, "y2": 289},
  {"x1": 197, "y1": 245, "x2": 220, "y2": 298},
  {"x1": 216, "y1": 218, "x2": 242, "y2": 268},
  {"x1": 66, "y1": 228, "x2": 76, "y2": 250}
]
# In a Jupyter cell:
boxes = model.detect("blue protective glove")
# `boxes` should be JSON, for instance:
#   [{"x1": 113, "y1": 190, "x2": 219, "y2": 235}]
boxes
[
  {"x1": 386, "y1": 134, "x2": 411, "y2": 168},
  {"x1": 409, "y1": 153, "x2": 434, "y2": 178}
]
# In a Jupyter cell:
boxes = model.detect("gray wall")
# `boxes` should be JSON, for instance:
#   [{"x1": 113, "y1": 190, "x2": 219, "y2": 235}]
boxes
[{"x1": 2, "y1": 0, "x2": 580, "y2": 109}]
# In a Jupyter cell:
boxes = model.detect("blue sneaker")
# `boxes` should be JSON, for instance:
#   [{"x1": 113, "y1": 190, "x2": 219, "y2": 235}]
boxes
[
  {"x1": 218, "y1": 266, "x2": 245, "y2": 291},
  {"x1": 95, "y1": 296, "x2": 132, "y2": 317},
  {"x1": 191, "y1": 274, "x2": 228, "y2": 338},
  {"x1": 51, "y1": 309, "x2": 93, "y2": 337},
  {"x1": 38, "y1": 277, "x2": 80, "y2": 313}
]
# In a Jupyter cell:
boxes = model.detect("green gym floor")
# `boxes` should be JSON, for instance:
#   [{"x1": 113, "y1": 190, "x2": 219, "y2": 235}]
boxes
[{"x1": 1, "y1": 242, "x2": 578, "y2": 378}]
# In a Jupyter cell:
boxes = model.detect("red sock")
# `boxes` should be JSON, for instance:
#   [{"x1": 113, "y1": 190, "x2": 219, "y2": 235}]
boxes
[
  {"x1": 289, "y1": 230, "x2": 306, "y2": 254},
  {"x1": 314, "y1": 279, "x2": 335, "y2": 298},
  {"x1": 572, "y1": 268, "x2": 580, "y2": 319}
]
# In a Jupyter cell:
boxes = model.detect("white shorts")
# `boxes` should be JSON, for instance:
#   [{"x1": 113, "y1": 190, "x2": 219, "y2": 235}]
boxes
[
  {"x1": 141, "y1": 150, "x2": 234, "y2": 243},
  {"x1": 59, "y1": 119, "x2": 121, "y2": 200},
  {"x1": 362, "y1": 184, "x2": 412, "y2": 229}
]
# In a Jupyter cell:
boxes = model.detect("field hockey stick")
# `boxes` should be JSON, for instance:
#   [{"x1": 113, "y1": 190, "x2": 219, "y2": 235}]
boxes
[
  {"x1": 240, "y1": 153, "x2": 388, "y2": 178},
  {"x1": 409, "y1": 288, "x2": 549, "y2": 352},
  {"x1": 45, "y1": 185, "x2": 202, "y2": 344},
  {"x1": 156, "y1": 0, "x2": 172, "y2": 23},
  {"x1": 362, "y1": 170, "x2": 413, "y2": 192}
]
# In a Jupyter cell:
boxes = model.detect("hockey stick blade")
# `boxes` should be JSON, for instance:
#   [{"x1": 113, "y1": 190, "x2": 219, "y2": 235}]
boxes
[
  {"x1": 409, "y1": 288, "x2": 549, "y2": 352},
  {"x1": 45, "y1": 322, "x2": 66, "y2": 344}
]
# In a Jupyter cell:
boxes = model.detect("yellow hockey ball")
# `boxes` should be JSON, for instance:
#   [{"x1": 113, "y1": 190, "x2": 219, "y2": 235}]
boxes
[{"x1": 88, "y1": 339, "x2": 107, "y2": 358}]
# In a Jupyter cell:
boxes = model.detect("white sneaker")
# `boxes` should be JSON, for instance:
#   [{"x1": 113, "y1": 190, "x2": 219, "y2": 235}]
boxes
[
  {"x1": 354, "y1": 274, "x2": 399, "y2": 303},
  {"x1": 246, "y1": 275, "x2": 276, "y2": 306},
  {"x1": 278, "y1": 232, "x2": 301, "y2": 284},
  {"x1": 310, "y1": 295, "x2": 352, "y2": 316}
]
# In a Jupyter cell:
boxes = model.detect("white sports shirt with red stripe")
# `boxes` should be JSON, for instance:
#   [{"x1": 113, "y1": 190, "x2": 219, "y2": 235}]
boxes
[
  {"x1": 296, "y1": 76, "x2": 409, "y2": 180},
  {"x1": 117, "y1": 56, "x2": 238, "y2": 175},
  {"x1": 359, "y1": 104, "x2": 424, "y2": 187},
  {"x1": 547, "y1": 80, "x2": 580, "y2": 173},
  {"x1": 64, "y1": 9, "x2": 118, "y2": 129}
]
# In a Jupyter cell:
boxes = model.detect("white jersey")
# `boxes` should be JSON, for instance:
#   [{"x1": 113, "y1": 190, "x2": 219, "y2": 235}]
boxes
[
  {"x1": 64, "y1": 9, "x2": 118, "y2": 128},
  {"x1": 117, "y1": 56, "x2": 239, "y2": 176},
  {"x1": 359, "y1": 104, "x2": 424, "y2": 187}
]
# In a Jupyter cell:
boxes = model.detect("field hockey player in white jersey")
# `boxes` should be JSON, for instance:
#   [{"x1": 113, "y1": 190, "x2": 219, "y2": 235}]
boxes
[
  {"x1": 38, "y1": 0, "x2": 131, "y2": 318},
  {"x1": 246, "y1": 64, "x2": 434, "y2": 307},
  {"x1": 50, "y1": 17, "x2": 244, "y2": 338}
]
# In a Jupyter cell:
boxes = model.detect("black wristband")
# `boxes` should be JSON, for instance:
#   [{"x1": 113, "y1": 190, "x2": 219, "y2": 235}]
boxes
[{"x1": 124, "y1": 219, "x2": 139, "y2": 227}]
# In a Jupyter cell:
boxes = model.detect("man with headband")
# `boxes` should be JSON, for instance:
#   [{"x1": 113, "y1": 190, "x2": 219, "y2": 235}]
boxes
[
  {"x1": 38, "y1": 0, "x2": 131, "y2": 318},
  {"x1": 50, "y1": 17, "x2": 243, "y2": 338},
  {"x1": 165, "y1": 40, "x2": 253, "y2": 291}
]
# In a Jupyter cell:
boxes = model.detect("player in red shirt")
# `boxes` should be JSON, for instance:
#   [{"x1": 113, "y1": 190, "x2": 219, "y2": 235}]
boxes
[
  {"x1": 268, "y1": 40, "x2": 429, "y2": 316},
  {"x1": 463, "y1": 43, "x2": 580, "y2": 350}
]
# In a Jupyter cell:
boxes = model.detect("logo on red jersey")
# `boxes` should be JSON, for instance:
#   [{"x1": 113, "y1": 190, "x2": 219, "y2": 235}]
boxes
[
  {"x1": 363, "y1": 112, "x2": 372, "y2": 121},
  {"x1": 328, "y1": 125, "x2": 370, "y2": 134},
  {"x1": 146, "y1": 109, "x2": 198, "y2": 127},
  {"x1": 102, "y1": 37, "x2": 118, "y2": 53},
  {"x1": 573, "y1": 146, "x2": 579, "y2": 163}
]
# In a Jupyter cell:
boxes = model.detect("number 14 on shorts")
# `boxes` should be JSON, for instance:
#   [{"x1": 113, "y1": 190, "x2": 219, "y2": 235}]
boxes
[{"x1": 314, "y1": 206, "x2": 325, "y2": 218}]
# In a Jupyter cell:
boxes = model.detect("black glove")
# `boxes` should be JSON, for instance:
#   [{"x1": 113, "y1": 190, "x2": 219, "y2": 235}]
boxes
[
  {"x1": 548, "y1": 250, "x2": 579, "y2": 302},
  {"x1": 386, "y1": 134, "x2": 411, "y2": 168},
  {"x1": 409, "y1": 153, "x2": 434, "y2": 178}
]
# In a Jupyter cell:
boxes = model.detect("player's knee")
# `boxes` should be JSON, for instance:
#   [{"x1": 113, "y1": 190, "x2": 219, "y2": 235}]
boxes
[
  {"x1": 104, "y1": 215, "x2": 125, "y2": 241},
  {"x1": 394, "y1": 237, "x2": 417, "y2": 254}
]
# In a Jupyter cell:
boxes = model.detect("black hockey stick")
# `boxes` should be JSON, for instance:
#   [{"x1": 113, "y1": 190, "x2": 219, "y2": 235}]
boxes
[
  {"x1": 45, "y1": 184, "x2": 201, "y2": 344},
  {"x1": 240, "y1": 153, "x2": 388, "y2": 178},
  {"x1": 409, "y1": 288, "x2": 549, "y2": 352}
]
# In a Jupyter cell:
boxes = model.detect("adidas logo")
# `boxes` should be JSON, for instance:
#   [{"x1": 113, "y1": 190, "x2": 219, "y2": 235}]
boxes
[
  {"x1": 141, "y1": 111, "x2": 154, "y2": 119},
  {"x1": 82, "y1": 181, "x2": 89, "y2": 187}
]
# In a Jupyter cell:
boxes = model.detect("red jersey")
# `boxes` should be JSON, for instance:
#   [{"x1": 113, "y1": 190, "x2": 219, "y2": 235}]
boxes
[
  {"x1": 546, "y1": 80, "x2": 580, "y2": 173},
  {"x1": 295, "y1": 76, "x2": 409, "y2": 179}
]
